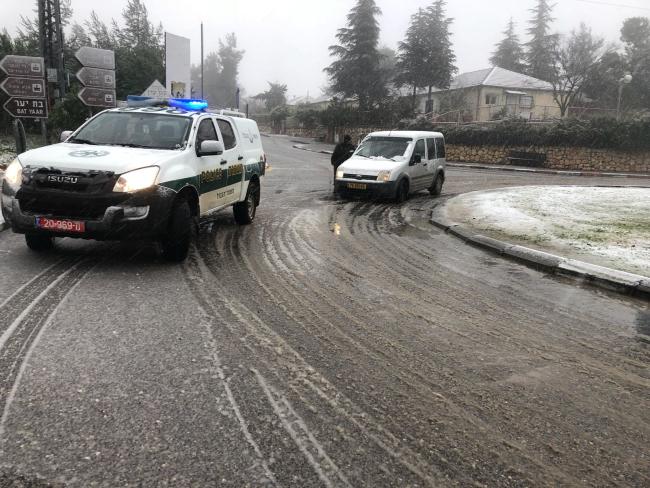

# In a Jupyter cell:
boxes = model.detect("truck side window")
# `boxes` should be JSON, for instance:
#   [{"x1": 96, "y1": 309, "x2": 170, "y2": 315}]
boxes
[
  {"x1": 197, "y1": 119, "x2": 218, "y2": 147},
  {"x1": 436, "y1": 138, "x2": 446, "y2": 159},
  {"x1": 217, "y1": 120, "x2": 237, "y2": 150},
  {"x1": 426, "y1": 139, "x2": 435, "y2": 161},
  {"x1": 413, "y1": 139, "x2": 425, "y2": 160}
]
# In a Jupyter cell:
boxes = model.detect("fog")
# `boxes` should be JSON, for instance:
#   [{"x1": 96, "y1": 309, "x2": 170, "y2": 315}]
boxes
[{"x1": 3, "y1": 0, "x2": 649, "y2": 98}]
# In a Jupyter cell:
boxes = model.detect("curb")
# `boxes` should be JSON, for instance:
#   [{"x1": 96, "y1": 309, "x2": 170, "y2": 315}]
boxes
[
  {"x1": 447, "y1": 162, "x2": 650, "y2": 179},
  {"x1": 293, "y1": 144, "x2": 333, "y2": 155},
  {"x1": 431, "y1": 202, "x2": 650, "y2": 300}
]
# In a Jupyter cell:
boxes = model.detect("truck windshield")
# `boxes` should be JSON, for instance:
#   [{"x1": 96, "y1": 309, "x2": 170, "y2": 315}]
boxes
[
  {"x1": 355, "y1": 137, "x2": 411, "y2": 160},
  {"x1": 70, "y1": 112, "x2": 192, "y2": 150}
]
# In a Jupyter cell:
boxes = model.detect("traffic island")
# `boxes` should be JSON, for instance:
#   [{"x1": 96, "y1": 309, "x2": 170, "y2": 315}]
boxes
[{"x1": 432, "y1": 185, "x2": 650, "y2": 299}]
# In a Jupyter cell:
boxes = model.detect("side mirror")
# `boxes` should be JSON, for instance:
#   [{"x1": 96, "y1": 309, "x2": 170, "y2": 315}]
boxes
[
  {"x1": 410, "y1": 154, "x2": 422, "y2": 166},
  {"x1": 60, "y1": 130, "x2": 73, "y2": 142},
  {"x1": 198, "y1": 140, "x2": 224, "y2": 157}
]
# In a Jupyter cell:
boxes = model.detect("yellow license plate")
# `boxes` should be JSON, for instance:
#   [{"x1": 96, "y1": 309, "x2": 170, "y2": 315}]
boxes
[{"x1": 347, "y1": 183, "x2": 367, "y2": 190}]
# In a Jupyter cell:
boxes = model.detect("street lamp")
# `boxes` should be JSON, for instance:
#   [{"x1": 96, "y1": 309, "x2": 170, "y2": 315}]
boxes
[{"x1": 616, "y1": 73, "x2": 633, "y2": 121}]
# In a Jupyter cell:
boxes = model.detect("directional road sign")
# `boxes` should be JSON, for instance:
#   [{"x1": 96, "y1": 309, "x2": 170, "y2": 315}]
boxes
[
  {"x1": 75, "y1": 47, "x2": 115, "y2": 70},
  {"x1": 3, "y1": 97, "x2": 48, "y2": 118},
  {"x1": 1, "y1": 77, "x2": 46, "y2": 98},
  {"x1": 0, "y1": 55, "x2": 44, "y2": 78},
  {"x1": 78, "y1": 87, "x2": 116, "y2": 108},
  {"x1": 76, "y1": 67, "x2": 115, "y2": 90}
]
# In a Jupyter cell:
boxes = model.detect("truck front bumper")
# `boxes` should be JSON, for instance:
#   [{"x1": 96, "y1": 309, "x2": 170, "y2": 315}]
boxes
[{"x1": 334, "y1": 179, "x2": 398, "y2": 199}]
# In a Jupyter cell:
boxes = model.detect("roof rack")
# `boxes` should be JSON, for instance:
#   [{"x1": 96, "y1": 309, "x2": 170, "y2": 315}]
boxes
[{"x1": 209, "y1": 108, "x2": 245, "y2": 118}]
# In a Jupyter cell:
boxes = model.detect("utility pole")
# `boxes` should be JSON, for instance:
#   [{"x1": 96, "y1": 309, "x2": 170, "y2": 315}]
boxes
[
  {"x1": 37, "y1": 0, "x2": 66, "y2": 142},
  {"x1": 200, "y1": 22, "x2": 204, "y2": 100}
]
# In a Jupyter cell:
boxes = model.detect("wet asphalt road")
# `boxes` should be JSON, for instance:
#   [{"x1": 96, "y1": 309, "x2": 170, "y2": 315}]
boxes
[{"x1": 0, "y1": 135, "x2": 648, "y2": 487}]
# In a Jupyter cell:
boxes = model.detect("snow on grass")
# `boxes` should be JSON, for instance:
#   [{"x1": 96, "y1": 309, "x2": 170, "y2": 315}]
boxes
[{"x1": 444, "y1": 186, "x2": 650, "y2": 277}]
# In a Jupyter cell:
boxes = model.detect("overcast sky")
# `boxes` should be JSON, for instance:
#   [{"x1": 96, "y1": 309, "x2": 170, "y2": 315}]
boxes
[{"x1": 3, "y1": 0, "x2": 650, "y2": 98}]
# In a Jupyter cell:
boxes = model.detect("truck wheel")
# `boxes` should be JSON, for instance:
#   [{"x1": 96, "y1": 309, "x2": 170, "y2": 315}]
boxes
[
  {"x1": 429, "y1": 174, "x2": 444, "y2": 196},
  {"x1": 25, "y1": 234, "x2": 54, "y2": 252},
  {"x1": 234, "y1": 182, "x2": 259, "y2": 225},
  {"x1": 395, "y1": 179, "x2": 409, "y2": 203},
  {"x1": 161, "y1": 198, "x2": 192, "y2": 262}
]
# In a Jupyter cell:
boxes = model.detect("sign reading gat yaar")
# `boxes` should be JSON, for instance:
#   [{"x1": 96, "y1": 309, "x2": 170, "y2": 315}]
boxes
[{"x1": 0, "y1": 55, "x2": 48, "y2": 119}]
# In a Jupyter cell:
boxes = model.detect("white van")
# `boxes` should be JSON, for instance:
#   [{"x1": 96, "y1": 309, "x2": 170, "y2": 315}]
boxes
[
  {"x1": 334, "y1": 131, "x2": 446, "y2": 202},
  {"x1": 1, "y1": 99, "x2": 266, "y2": 261}
]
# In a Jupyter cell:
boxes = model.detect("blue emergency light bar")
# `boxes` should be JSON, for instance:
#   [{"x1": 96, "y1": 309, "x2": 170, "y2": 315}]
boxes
[{"x1": 126, "y1": 95, "x2": 208, "y2": 111}]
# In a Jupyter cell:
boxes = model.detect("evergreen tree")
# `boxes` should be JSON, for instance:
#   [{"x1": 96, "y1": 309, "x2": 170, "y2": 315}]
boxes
[
  {"x1": 422, "y1": 1, "x2": 456, "y2": 105},
  {"x1": 396, "y1": 8, "x2": 429, "y2": 108},
  {"x1": 490, "y1": 18, "x2": 526, "y2": 72},
  {"x1": 620, "y1": 17, "x2": 650, "y2": 109},
  {"x1": 214, "y1": 33, "x2": 244, "y2": 108},
  {"x1": 255, "y1": 82, "x2": 288, "y2": 111},
  {"x1": 396, "y1": 1, "x2": 456, "y2": 112},
  {"x1": 325, "y1": 0, "x2": 386, "y2": 111},
  {"x1": 526, "y1": 0, "x2": 557, "y2": 81}
]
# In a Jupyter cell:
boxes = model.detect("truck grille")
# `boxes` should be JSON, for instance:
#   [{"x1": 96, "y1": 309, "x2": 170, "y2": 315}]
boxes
[{"x1": 342, "y1": 173, "x2": 377, "y2": 181}]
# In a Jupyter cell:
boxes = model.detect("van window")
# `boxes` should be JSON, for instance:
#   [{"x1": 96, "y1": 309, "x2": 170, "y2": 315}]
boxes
[
  {"x1": 436, "y1": 138, "x2": 446, "y2": 159},
  {"x1": 413, "y1": 139, "x2": 425, "y2": 160},
  {"x1": 217, "y1": 120, "x2": 237, "y2": 150},
  {"x1": 426, "y1": 139, "x2": 436, "y2": 161},
  {"x1": 197, "y1": 119, "x2": 218, "y2": 147}
]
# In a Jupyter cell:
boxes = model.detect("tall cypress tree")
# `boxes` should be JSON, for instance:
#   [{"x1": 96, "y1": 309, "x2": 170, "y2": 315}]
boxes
[
  {"x1": 526, "y1": 0, "x2": 557, "y2": 81},
  {"x1": 325, "y1": 0, "x2": 386, "y2": 111},
  {"x1": 491, "y1": 18, "x2": 526, "y2": 73}
]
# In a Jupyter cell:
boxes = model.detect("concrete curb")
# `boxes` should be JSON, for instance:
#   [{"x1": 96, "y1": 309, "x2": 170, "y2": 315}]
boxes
[
  {"x1": 293, "y1": 144, "x2": 333, "y2": 155},
  {"x1": 431, "y1": 202, "x2": 650, "y2": 300},
  {"x1": 447, "y1": 162, "x2": 650, "y2": 179}
]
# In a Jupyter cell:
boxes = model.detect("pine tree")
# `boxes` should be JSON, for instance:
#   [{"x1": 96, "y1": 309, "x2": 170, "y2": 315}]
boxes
[
  {"x1": 491, "y1": 18, "x2": 526, "y2": 73},
  {"x1": 396, "y1": 8, "x2": 430, "y2": 109},
  {"x1": 423, "y1": 1, "x2": 456, "y2": 103},
  {"x1": 325, "y1": 0, "x2": 386, "y2": 111},
  {"x1": 214, "y1": 33, "x2": 244, "y2": 108},
  {"x1": 526, "y1": 0, "x2": 557, "y2": 81}
]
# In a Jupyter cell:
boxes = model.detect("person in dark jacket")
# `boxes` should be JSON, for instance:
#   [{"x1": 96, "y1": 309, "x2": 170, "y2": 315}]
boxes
[{"x1": 331, "y1": 135, "x2": 356, "y2": 184}]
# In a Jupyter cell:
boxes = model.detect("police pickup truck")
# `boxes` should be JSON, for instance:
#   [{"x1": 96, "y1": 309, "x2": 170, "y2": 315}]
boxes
[{"x1": 1, "y1": 98, "x2": 266, "y2": 261}]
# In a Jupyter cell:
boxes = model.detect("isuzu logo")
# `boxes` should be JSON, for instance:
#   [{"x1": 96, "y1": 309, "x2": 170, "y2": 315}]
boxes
[{"x1": 47, "y1": 175, "x2": 79, "y2": 184}]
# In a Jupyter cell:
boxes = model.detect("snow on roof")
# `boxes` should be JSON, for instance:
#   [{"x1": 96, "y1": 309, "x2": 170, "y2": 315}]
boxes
[
  {"x1": 368, "y1": 130, "x2": 444, "y2": 139},
  {"x1": 450, "y1": 67, "x2": 553, "y2": 91}
]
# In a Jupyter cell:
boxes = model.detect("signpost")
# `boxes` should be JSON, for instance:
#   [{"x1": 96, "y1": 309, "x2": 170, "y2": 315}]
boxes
[
  {"x1": 3, "y1": 97, "x2": 48, "y2": 118},
  {"x1": 76, "y1": 67, "x2": 115, "y2": 90},
  {"x1": 74, "y1": 47, "x2": 115, "y2": 70},
  {"x1": 78, "y1": 87, "x2": 115, "y2": 108},
  {"x1": 0, "y1": 55, "x2": 48, "y2": 126},
  {"x1": 0, "y1": 55, "x2": 44, "y2": 78},
  {"x1": 75, "y1": 47, "x2": 116, "y2": 108},
  {"x1": 1, "y1": 77, "x2": 46, "y2": 98}
]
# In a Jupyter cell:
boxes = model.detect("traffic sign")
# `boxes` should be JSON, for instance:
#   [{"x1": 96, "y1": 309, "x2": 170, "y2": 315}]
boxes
[
  {"x1": 1, "y1": 77, "x2": 46, "y2": 98},
  {"x1": 76, "y1": 67, "x2": 115, "y2": 90},
  {"x1": 78, "y1": 87, "x2": 116, "y2": 107},
  {"x1": 3, "y1": 97, "x2": 48, "y2": 118},
  {"x1": 142, "y1": 80, "x2": 167, "y2": 98},
  {"x1": 75, "y1": 47, "x2": 115, "y2": 70},
  {"x1": 0, "y1": 55, "x2": 44, "y2": 78}
]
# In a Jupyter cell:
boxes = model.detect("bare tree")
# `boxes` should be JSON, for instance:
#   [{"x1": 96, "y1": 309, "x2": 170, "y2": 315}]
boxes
[{"x1": 551, "y1": 24, "x2": 611, "y2": 117}]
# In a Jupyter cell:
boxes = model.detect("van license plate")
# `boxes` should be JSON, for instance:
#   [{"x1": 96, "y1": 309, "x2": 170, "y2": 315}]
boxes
[
  {"x1": 347, "y1": 183, "x2": 367, "y2": 190},
  {"x1": 35, "y1": 217, "x2": 86, "y2": 233}
]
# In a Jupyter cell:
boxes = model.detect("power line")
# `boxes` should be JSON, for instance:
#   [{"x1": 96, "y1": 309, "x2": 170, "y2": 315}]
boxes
[{"x1": 574, "y1": 0, "x2": 650, "y2": 12}]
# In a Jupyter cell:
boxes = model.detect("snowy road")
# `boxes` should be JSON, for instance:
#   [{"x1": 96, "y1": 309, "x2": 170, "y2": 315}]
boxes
[{"x1": 0, "y1": 135, "x2": 648, "y2": 487}]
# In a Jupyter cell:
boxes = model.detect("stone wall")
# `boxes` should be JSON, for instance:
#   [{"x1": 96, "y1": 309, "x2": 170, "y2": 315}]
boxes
[{"x1": 446, "y1": 144, "x2": 650, "y2": 174}]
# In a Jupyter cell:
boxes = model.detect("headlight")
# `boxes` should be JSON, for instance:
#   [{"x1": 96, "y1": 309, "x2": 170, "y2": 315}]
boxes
[
  {"x1": 113, "y1": 166, "x2": 159, "y2": 193},
  {"x1": 336, "y1": 169, "x2": 344, "y2": 179},
  {"x1": 377, "y1": 170, "x2": 391, "y2": 182},
  {"x1": 4, "y1": 158, "x2": 23, "y2": 188}
]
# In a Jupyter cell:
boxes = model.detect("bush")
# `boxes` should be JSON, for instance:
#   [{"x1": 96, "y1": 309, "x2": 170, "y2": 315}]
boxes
[{"x1": 402, "y1": 117, "x2": 650, "y2": 150}]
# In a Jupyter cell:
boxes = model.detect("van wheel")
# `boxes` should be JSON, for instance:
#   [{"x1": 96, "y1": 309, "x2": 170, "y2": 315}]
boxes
[
  {"x1": 395, "y1": 179, "x2": 409, "y2": 203},
  {"x1": 161, "y1": 198, "x2": 192, "y2": 262},
  {"x1": 429, "y1": 174, "x2": 444, "y2": 196},
  {"x1": 234, "y1": 182, "x2": 259, "y2": 225},
  {"x1": 25, "y1": 234, "x2": 54, "y2": 252}
]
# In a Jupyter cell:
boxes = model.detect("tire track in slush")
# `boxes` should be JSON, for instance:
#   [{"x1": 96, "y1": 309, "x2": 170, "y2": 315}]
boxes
[
  {"x1": 187, "y1": 241, "x2": 447, "y2": 487},
  {"x1": 0, "y1": 257, "x2": 98, "y2": 437}
]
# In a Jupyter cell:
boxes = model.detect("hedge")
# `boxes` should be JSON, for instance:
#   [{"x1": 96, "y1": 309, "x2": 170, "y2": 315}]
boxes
[{"x1": 401, "y1": 117, "x2": 650, "y2": 151}]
